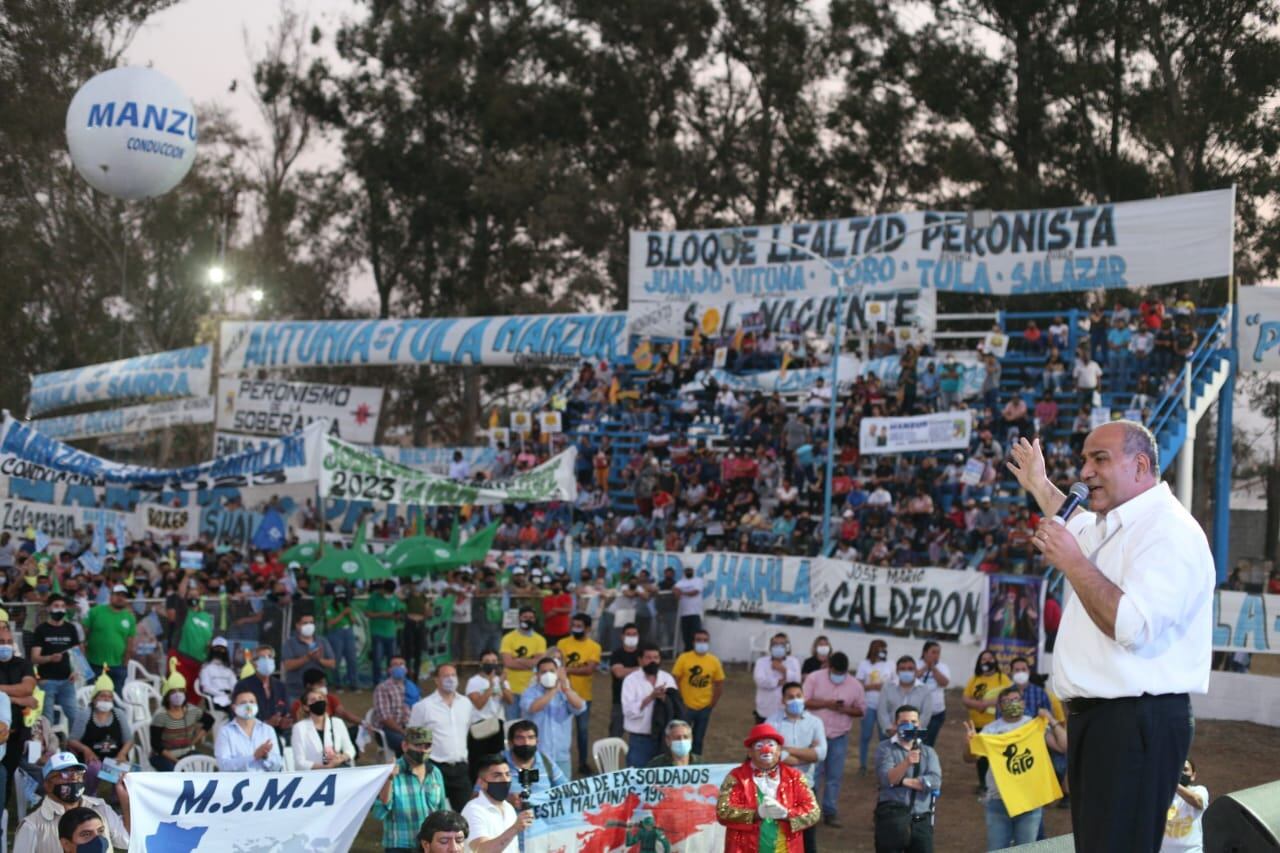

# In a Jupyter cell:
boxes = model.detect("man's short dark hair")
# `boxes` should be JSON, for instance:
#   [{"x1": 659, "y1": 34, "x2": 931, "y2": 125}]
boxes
[
  {"x1": 508, "y1": 719, "x2": 539, "y2": 741},
  {"x1": 639, "y1": 642, "x2": 661, "y2": 657},
  {"x1": 782, "y1": 681, "x2": 803, "y2": 694},
  {"x1": 921, "y1": 641, "x2": 940, "y2": 655},
  {"x1": 519, "y1": 606, "x2": 537, "y2": 618},
  {"x1": 418, "y1": 809, "x2": 469, "y2": 842},
  {"x1": 58, "y1": 806, "x2": 101, "y2": 840},
  {"x1": 896, "y1": 655, "x2": 916, "y2": 668},
  {"x1": 830, "y1": 651, "x2": 850, "y2": 673},
  {"x1": 894, "y1": 705, "x2": 920, "y2": 722},
  {"x1": 1009, "y1": 656, "x2": 1031, "y2": 671},
  {"x1": 479, "y1": 647, "x2": 499, "y2": 659},
  {"x1": 302, "y1": 668, "x2": 327, "y2": 687},
  {"x1": 536, "y1": 656, "x2": 558, "y2": 670},
  {"x1": 621, "y1": 622, "x2": 639, "y2": 633},
  {"x1": 571, "y1": 612, "x2": 593, "y2": 628},
  {"x1": 475, "y1": 753, "x2": 509, "y2": 775},
  {"x1": 997, "y1": 686, "x2": 1022, "y2": 704},
  {"x1": 45, "y1": 594, "x2": 66, "y2": 606}
]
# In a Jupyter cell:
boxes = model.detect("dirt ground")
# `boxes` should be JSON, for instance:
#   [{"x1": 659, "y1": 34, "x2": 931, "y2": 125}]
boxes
[{"x1": 343, "y1": 667, "x2": 1280, "y2": 852}]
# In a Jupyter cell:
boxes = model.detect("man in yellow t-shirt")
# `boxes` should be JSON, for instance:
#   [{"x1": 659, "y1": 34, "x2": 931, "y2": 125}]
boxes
[
  {"x1": 557, "y1": 612, "x2": 603, "y2": 776},
  {"x1": 500, "y1": 605, "x2": 546, "y2": 718},
  {"x1": 671, "y1": 628, "x2": 725, "y2": 756}
]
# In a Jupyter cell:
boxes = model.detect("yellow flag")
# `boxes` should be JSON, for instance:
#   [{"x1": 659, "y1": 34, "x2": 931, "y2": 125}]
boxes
[
  {"x1": 731, "y1": 328, "x2": 745, "y2": 351},
  {"x1": 668, "y1": 343, "x2": 680, "y2": 365},
  {"x1": 969, "y1": 716, "x2": 1063, "y2": 816},
  {"x1": 489, "y1": 409, "x2": 500, "y2": 429},
  {"x1": 608, "y1": 377, "x2": 620, "y2": 405},
  {"x1": 691, "y1": 328, "x2": 703, "y2": 353},
  {"x1": 779, "y1": 351, "x2": 792, "y2": 380}
]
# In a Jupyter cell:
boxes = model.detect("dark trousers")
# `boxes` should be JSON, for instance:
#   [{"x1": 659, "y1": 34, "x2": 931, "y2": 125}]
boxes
[
  {"x1": 432, "y1": 760, "x2": 474, "y2": 812},
  {"x1": 679, "y1": 614, "x2": 702, "y2": 653},
  {"x1": 402, "y1": 620, "x2": 426, "y2": 681},
  {"x1": 1067, "y1": 692, "x2": 1191, "y2": 853},
  {"x1": 803, "y1": 825, "x2": 817, "y2": 853},
  {"x1": 873, "y1": 815, "x2": 933, "y2": 853}
]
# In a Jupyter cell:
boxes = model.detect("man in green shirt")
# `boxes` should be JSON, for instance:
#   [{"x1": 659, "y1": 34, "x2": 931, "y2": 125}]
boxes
[
  {"x1": 366, "y1": 580, "x2": 405, "y2": 686},
  {"x1": 324, "y1": 584, "x2": 359, "y2": 690},
  {"x1": 84, "y1": 584, "x2": 137, "y2": 689}
]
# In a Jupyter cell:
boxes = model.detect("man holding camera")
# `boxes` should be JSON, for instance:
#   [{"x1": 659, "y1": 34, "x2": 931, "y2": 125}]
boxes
[
  {"x1": 461, "y1": 754, "x2": 535, "y2": 853},
  {"x1": 504, "y1": 719, "x2": 567, "y2": 805},
  {"x1": 873, "y1": 705, "x2": 942, "y2": 853}
]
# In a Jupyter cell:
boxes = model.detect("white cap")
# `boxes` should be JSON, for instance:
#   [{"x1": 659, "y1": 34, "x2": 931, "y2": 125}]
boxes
[
  {"x1": 111, "y1": 584, "x2": 128, "y2": 594},
  {"x1": 211, "y1": 637, "x2": 229, "y2": 649}
]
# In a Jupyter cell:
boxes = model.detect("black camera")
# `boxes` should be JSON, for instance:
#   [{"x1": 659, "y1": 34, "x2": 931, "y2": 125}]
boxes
[{"x1": 517, "y1": 767, "x2": 539, "y2": 806}]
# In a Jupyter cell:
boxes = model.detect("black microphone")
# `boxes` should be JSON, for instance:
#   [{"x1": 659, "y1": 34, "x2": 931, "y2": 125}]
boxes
[{"x1": 1054, "y1": 482, "x2": 1090, "y2": 524}]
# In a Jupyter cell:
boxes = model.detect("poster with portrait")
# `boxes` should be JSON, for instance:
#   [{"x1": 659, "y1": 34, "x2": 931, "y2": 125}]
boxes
[{"x1": 987, "y1": 574, "x2": 1044, "y2": 672}]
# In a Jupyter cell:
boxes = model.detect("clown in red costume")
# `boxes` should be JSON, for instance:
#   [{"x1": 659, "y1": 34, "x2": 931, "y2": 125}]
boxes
[{"x1": 716, "y1": 723, "x2": 821, "y2": 853}]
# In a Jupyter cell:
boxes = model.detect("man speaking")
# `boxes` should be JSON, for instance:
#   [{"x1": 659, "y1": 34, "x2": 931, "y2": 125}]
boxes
[{"x1": 1007, "y1": 422, "x2": 1213, "y2": 853}]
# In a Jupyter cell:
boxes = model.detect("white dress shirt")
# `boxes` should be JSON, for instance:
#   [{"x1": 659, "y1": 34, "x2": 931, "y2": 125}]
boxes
[
  {"x1": 461, "y1": 793, "x2": 519, "y2": 853},
  {"x1": 407, "y1": 690, "x2": 473, "y2": 763},
  {"x1": 291, "y1": 714, "x2": 356, "y2": 770},
  {"x1": 915, "y1": 659, "x2": 951, "y2": 716},
  {"x1": 620, "y1": 669, "x2": 678, "y2": 735},
  {"x1": 1053, "y1": 481, "x2": 1214, "y2": 700},
  {"x1": 752, "y1": 655, "x2": 801, "y2": 719}
]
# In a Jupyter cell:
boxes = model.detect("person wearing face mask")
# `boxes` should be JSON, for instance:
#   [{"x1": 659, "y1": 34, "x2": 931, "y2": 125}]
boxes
[
  {"x1": 407, "y1": 664, "x2": 474, "y2": 811},
  {"x1": 500, "y1": 606, "x2": 547, "y2": 719},
  {"x1": 323, "y1": 584, "x2": 359, "y2": 690},
  {"x1": 962, "y1": 689, "x2": 1066, "y2": 850},
  {"x1": 197, "y1": 637, "x2": 237, "y2": 710},
  {"x1": 963, "y1": 649, "x2": 1011, "y2": 796},
  {"x1": 231, "y1": 647, "x2": 290, "y2": 741},
  {"x1": 465, "y1": 650, "x2": 513, "y2": 778},
  {"x1": 766, "y1": 683, "x2": 827, "y2": 853},
  {"x1": 915, "y1": 642, "x2": 951, "y2": 748},
  {"x1": 56, "y1": 806, "x2": 110, "y2": 853},
  {"x1": 280, "y1": 613, "x2": 336, "y2": 703},
  {"x1": 66, "y1": 669, "x2": 133, "y2": 790},
  {"x1": 32, "y1": 595, "x2": 81, "y2": 729},
  {"x1": 671, "y1": 629, "x2": 725, "y2": 757},
  {"x1": 504, "y1": 719, "x2": 567, "y2": 804},
  {"x1": 373, "y1": 655, "x2": 413, "y2": 755},
  {"x1": 518, "y1": 656, "x2": 586, "y2": 780},
  {"x1": 716, "y1": 723, "x2": 821, "y2": 853},
  {"x1": 540, "y1": 578, "x2": 574, "y2": 644},
  {"x1": 0, "y1": 615, "x2": 37, "y2": 809},
  {"x1": 1161, "y1": 758, "x2": 1207, "y2": 853},
  {"x1": 556, "y1": 613, "x2": 601, "y2": 776},
  {"x1": 373, "y1": 727, "x2": 448, "y2": 853},
  {"x1": 672, "y1": 566, "x2": 708, "y2": 653},
  {"x1": 291, "y1": 684, "x2": 356, "y2": 770},
  {"x1": 13, "y1": 751, "x2": 129, "y2": 853},
  {"x1": 460, "y1": 754, "x2": 534, "y2": 853},
  {"x1": 876, "y1": 657, "x2": 934, "y2": 739},
  {"x1": 1006, "y1": 657, "x2": 1056, "y2": 718},
  {"x1": 147, "y1": 662, "x2": 213, "y2": 772},
  {"x1": 608, "y1": 623, "x2": 643, "y2": 738},
  {"x1": 82, "y1": 585, "x2": 135, "y2": 693},
  {"x1": 856, "y1": 640, "x2": 895, "y2": 775},
  {"x1": 753, "y1": 633, "x2": 801, "y2": 724},
  {"x1": 621, "y1": 644, "x2": 678, "y2": 768},
  {"x1": 648, "y1": 719, "x2": 698, "y2": 767},
  {"x1": 873, "y1": 706, "x2": 941, "y2": 853},
  {"x1": 214, "y1": 689, "x2": 282, "y2": 772},
  {"x1": 803, "y1": 652, "x2": 866, "y2": 829},
  {"x1": 801, "y1": 636, "x2": 833, "y2": 677}
]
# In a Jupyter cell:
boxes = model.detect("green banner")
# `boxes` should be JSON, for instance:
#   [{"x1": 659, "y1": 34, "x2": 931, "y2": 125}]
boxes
[{"x1": 319, "y1": 436, "x2": 577, "y2": 505}]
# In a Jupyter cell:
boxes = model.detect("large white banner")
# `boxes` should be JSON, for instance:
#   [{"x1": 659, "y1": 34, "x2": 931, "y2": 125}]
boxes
[
  {"x1": 28, "y1": 344, "x2": 213, "y2": 416},
  {"x1": 125, "y1": 765, "x2": 391, "y2": 853},
  {"x1": 130, "y1": 504, "x2": 201, "y2": 542},
  {"x1": 212, "y1": 431, "x2": 276, "y2": 458},
  {"x1": 216, "y1": 378, "x2": 383, "y2": 443},
  {"x1": 629, "y1": 189, "x2": 1235, "y2": 335},
  {"x1": 373, "y1": 444, "x2": 497, "y2": 474},
  {"x1": 1239, "y1": 285, "x2": 1280, "y2": 372},
  {"x1": 809, "y1": 561, "x2": 989, "y2": 644},
  {"x1": 0, "y1": 497, "x2": 130, "y2": 546},
  {"x1": 220, "y1": 313, "x2": 628, "y2": 372},
  {"x1": 30, "y1": 396, "x2": 215, "y2": 442},
  {"x1": 859, "y1": 410, "x2": 973, "y2": 455},
  {"x1": 0, "y1": 412, "x2": 324, "y2": 491},
  {"x1": 636, "y1": 290, "x2": 934, "y2": 340},
  {"x1": 679, "y1": 355, "x2": 861, "y2": 395},
  {"x1": 1214, "y1": 590, "x2": 1280, "y2": 654}
]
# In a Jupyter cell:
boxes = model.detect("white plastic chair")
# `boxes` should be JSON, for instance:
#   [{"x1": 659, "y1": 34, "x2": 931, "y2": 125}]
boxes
[
  {"x1": 48, "y1": 708, "x2": 70, "y2": 745},
  {"x1": 278, "y1": 734, "x2": 294, "y2": 772},
  {"x1": 360, "y1": 709, "x2": 395, "y2": 764},
  {"x1": 122, "y1": 681, "x2": 161, "y2": 723},
  {"x1": 76, "y1": 685, "x2": 95, "y2": 710},
  {"x1": 174, "y1": 754, "x2": 219, "y2": 773},
  {"x1": 127, "y1": 660, "x2": 163, "y2": 693},
  {"x1": 592, "y1": 737, "x2": 628, "y2": 774}
]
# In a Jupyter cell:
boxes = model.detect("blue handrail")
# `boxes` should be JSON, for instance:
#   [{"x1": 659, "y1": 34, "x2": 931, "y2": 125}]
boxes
[{"x1": 1146, "y1": 309, "x2": 1230, "y2": 446}]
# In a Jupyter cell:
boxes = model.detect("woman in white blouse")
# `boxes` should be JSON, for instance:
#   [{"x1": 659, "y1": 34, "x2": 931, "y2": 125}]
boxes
[{"x1": 291, "y1": 686, "x2": 356, "y2": 771}]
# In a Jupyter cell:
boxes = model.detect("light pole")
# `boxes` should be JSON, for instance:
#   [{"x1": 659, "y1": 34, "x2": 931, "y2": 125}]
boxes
[{"x1": 723, "y1": 213, "x2": 989, "y2": 554}]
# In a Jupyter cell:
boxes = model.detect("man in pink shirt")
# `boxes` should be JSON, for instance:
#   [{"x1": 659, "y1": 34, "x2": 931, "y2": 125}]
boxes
[{"x1": 802, "y1": 651, "x2": 866, "y2": 828}]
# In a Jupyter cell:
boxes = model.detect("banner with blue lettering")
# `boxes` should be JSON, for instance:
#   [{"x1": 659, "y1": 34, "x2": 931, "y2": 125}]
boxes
[
  {"x1": 1238, "y1": 285, "x2": 1280, "y2": 372},
  {"x1": 679, "y1": 355, "x2": 861, "y2": 395},
  {"x1": 629, "y1": 188, "x2": 1234, "y2": 336},
  {"x1": 28, "y1": 344, "x2": 212, "y2": 416},
  {"x1": 30, "y1": 396, "x2": 215, "y2": 442},
  {"x1": 219, "y1": 313, "x2": 628, "y2": 372},
  {"x1": 809, "y1": 560, "x2": 988, "y2": 644},
  {"x1": 124, "y1": 765, "x2": 391, "y2": 853},
  {"x1": 525, "y1": 765, "x2": 733, "y2": 853},
  {"x1": 0, "y1": 497, "x2": 130, "y2": 549},
  {"x1": 859, "y1": 410, "x2": 973, "y2": 455},
  {"x1": 1214, "y1": 590, "x2": 1280, "y2": 654},
  {"x1": 0, "y1": 412, "x2": 324, "y2": 491}
]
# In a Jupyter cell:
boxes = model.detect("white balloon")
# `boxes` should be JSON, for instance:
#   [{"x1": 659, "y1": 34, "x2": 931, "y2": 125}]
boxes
[{"x1": 65, "y1": 66, "x2": 198, "y2": 200}]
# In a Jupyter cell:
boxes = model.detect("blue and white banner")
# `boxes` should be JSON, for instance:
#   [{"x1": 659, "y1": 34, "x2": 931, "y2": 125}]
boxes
[
  {"x1": 1214, "y1": 590, "x2": 1280, "y2": 654},
  {"x1": 212, "y1": 431, "x2": 276, "y2": 458},
  {"x1": 124, "y1": 765, "x2": 391, "y2": 853},
  {"x1": 219, "y1": 313, "x2": 628, "y2": 372},
  {"x1": 862, "y1": 352, "x2": 987, "y2": 399},
  {"x1": 30, "y1": 396, "x2": 214, "y2": 442},
  {"x1": 1239, "y1": 285, "x2": 1280, "y2": 372},
  {"x1": 859, "y1": 410, "x2": 973, "y2": 455},
  {"x1": 28, "y1": 344, "x2": 213, "y2": 416},
  {"x1": 0, "y1": 496, "x2": 130, "y2": 547},
  {"x1": 0, "y1": 412, "x2": 324, "y2": 490},
  {"x1": 630, "y1": 189, "x2": 1234, "y2": 335},
  {"x1": 679, "y1": 355, "x2": 861, "y2": 395},
  {"x1": 216, "y1": 377, "x2": 383, "y2": 443},
  {"x1": 372, "y1": 444, "x2": 496, "y2": 474}
]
